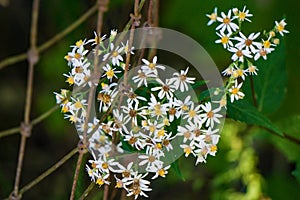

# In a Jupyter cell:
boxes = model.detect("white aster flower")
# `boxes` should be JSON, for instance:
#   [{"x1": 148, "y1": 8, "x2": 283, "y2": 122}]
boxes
[
  {"x1": 141, "y1": 56, "x2": 165, "y2": 75},
  {"x1": 124, "y1": 172, "x2": 152, "y2": 199},
  {"x1": 169, "y1": 67, "x2": 195, "y2": 92},
  {"x1": 103, "y1": 43, "x2": 124, "y2": 66},
  {"x1": 215, "y1": 31, "x2": 233, "y2": 49},
  {"x1": 275, "y1": 19, "x2": 289, "y2": 36},
  {"x1": 234, "y1": 31, "x2": 262, "y2": 53},
  {"x1": 216, "y1": 10, "x2": 239, "y2": 34},
  {"x1": 228, "y1": 80, "x2": 245, "y2": 102},
  {"x1": 228, "y1": 46, "x2": 252, "y2": 62},
  {"x1": 206, "y1": 7, "x2": 218, "y2": 26},
  {"x1": 234, "y1": 6, "x2": 253, "y2": 22},
  {"x1": 200, "y1": 102, "x2": 222, "y2": 128},
  {"x1": 151, "y1": 78, "x2": 175, "y2": 100}
]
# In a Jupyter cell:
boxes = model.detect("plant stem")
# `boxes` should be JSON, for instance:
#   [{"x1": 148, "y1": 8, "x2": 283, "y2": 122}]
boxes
[
  {"x1": 70, "y1": 149, "x2": 85, "y2": 200},
  {"x1": 249, "y1": 76, "x2": 257, "y2": 107}
]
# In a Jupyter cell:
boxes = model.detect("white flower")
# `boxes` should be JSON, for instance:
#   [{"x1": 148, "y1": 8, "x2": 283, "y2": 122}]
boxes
[
  {"x1": 141, "y1": 56, "x2": 165, "y2": 75},
  {"x1": 180, "y1": 141, "x2": 196, "y2": 157},
  {"x1": 138, "y1": 148, "x2": 163, "y2": 170},
  {"x1": 183, "y1": 102, "x2": 202, "y2": 124},
  {"x1": 174, "y1": 95, "x2": 192, "y2": 114},
  {"x1": 169, "y1": 67, "x2": 195, "y2": 92},
  {"x1": 124, "y1": 172, "x2": 152, "y2": 199},
  {"x1": 200, "y1": 102, "x2": 222, "y2": 128},
  {"x1": 206, "y1": 7, "x2": 218, "y2": 26},
  {"x1": 234, "y1": 32, "x2": 262, "y2": 53},
  {"x1": 275, "y1": 19, "x2": 289, "y2": 36},
  {"x1": 216, "y1": 10, "x2": 239, "y2": 34},
  {"x1": 122, "y1": 102, "x2": 147, "y2": 126},
  {"x1": 87, "y1": 31, "x2": 106, "y2": 46},
  {"x1": 253, "y1": 46, "x2": 271, "y2": 61},
  {"x1": 194, "y1": 147, "x2": 209, "y2": 164},
  {"x1": 246, "y1": 63, "x2": 259, "y2": 75},
  {"x1": 95, "y1": 173, "x2": 110, "y2": 187},
  {"x1": 215, "y1": 31, "x2": 233, "y2": 49},
  {"x1": 148, "y1": 94, "x2": 167, "y2": 119},
  {"x1": 103, "y1": 43, "x2": 124, "y2": 66},
  {"x1": 151, "y1": 78, "x2": 175, "y2": 99},
  {"x1": 234, "y1": 6, "x2": 253, "y2": 22},
  {"x1": 228, "y1": 80, "x2": 245, "y2": 102},
  {"x1": 122, "y1": 40, "x2": 135, "y2": 55},
  {"x1": 150, "y1": 164, "x2": 171, "y2": 179},
  {"x1": 228, "y1": 46, "x2": 252, "y2": 62},
  {"x1": 102, "y1": 64, "x2": 121, "y2": 82},
  {"x1": 132, "y1": 69, "x2": 156, "y2": 87},
  {"x1": 231, "y1": 64, "x2": 247, "y2": 80}
]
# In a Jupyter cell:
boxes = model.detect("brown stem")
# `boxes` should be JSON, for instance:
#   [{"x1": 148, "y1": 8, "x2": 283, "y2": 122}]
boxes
[
  {"x1": 147, "y1": 0, "x2": 153, "y2": 26},
  {"x1": 103, "y1": 184, "x2": 110, "y2": 200},
  {"x1": 69, "y1": 143, "x2": 86, "y2": 200},
  {"x1": 249, "y1": 76, "x2": 257, "y2": 107}
]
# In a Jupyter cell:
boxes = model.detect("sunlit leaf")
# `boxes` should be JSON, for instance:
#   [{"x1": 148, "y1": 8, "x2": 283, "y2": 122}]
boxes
[{"x1": 227, "y1": 99, "x2": 283, "y2": 136}]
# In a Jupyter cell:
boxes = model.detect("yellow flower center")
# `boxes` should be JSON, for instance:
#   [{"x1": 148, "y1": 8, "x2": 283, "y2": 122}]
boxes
[
  {"x1": 115, "y1": 181, "x2": 123, "y2": 188},
  {"x1": 231, "y1": 88, "x2": 239, "y2": 95},
  {"x1": 157, "y1": 129, "x2": 165, "y2": 137},
  {"x1": 245, "y1": 39, "x2": 252, "y2": 46},
  {"x1": 209, "y1": 13, "x2": 217, "y2": 21},
  {"x1": 182, "y1": 104, "x2": 189, "y2": 111},
  {"x1": 158, "y1": 169, "x2": 166, "y2": 177},
  {"x1": 74, "y1": 101, "x2": 83, "y2": 109},
  {"x1": 74, "y1": 53, "x2": 81, "y2": 60},
  {"x1": 112, "y1": 51, "x2": 119, "y2": 57},
  {"x1": 148, "y1": 155, "x2": 156, "y2": 163},
  {"x1": 221, "y1": 36, "x2": 229, "y2": 44},
  {"x1": 76, "y1": 40, "x2": 83, "y2": 47},
  {"x1": 238, "y1": 12, "x2": 246, "y2": 20},
  {"x1": 106, "y1": 69, "x2": 115, "y2": 78},
  {"x1": 66, "y1": 76, "x2": 74, "y2": 85},
  {"x1": 149, "y1": 63, "x2": 156, "y2": 69},
  {"x1": 96, "y1": 178, "x2": 104, "y2": 186},
  {"x1": 223, "y1": 17, "x2": 230, "y2": 24},
  {"x1": 277, "y1": 23, "x2": 285, "y2": 32},
  {"x1": 102, "y1": 162, "x2": 109, "y2": 169},
  {"x1": 248, "y1": 65, "x2": 256, "y2": 73},
  {"x1": 210, "y1": 145, "x2": 218, "y2": 152},
  {"x1": 188, "y1": 110, "x2": 196, "y2": 118},
  {"x1": 207, "y1": 111, "x2": 214, "y2": 118},
  {"x1": 263, "y1": 40, "x2": 271, "y2": 48},
  {"x1": 149, "y1": 125, "x2": 156, "y2": 133},
  {"x1": 184, "y1": 146, "x2": 192, "y2": 155},
  {"x1": 236, "y1": 50, "x2": 243, "y2": 57}
]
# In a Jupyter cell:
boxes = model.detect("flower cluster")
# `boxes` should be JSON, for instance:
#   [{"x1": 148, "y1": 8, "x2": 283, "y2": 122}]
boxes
[
  {"x1": 207, "y1": 6, "x2": 288, "y2": 103},
  {"x1": 55, "y1": 29, "x2": 224, "y2": 198}
]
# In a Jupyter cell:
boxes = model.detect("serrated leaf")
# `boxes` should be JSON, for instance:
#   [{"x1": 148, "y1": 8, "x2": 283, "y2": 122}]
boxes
[
  {"x1": 227, "y1": 99, "x2": 283, "y2": 136},
  {"x1": 243, "y1": 41, "x2": 287, "y2": 114}
]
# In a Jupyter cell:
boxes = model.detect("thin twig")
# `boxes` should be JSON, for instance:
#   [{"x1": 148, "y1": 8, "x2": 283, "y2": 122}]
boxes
[
  {"x1": 103, "y1": 184, "x2": 110, "y2": 200},
  {"x1": 147, "y1": 0, "x2": 153, "y2": 26},
  {"x1": 0, "y1": 5, "x2": 98, "y2": 70},
  {"x1": 249, "y1": 76, "x2": 257, "y2": 107},
  {"x1": 18, "y1": 147, "x2": 78, "y2": 195},
  {"x1": 70, "y1": 149, "x2": 85, "y2": 200},
  {"x1": 12, "y1": 0, "x2": 40, "y2": 197}
]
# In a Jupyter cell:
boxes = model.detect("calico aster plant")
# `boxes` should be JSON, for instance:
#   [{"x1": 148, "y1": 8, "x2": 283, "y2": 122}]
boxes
[{"x1": 54, "y1": 6, "x2": 288, "y2": 199}]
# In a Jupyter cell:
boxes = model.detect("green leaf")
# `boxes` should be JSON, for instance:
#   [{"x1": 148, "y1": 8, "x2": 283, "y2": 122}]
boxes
[
  {"x1": 271, "y1": 115, "x2": 300, "y2": 161},
  {"x1": 227, "y1": 99, "x2": 283, "y2": 136},
  {"x1": 243, "y1": 41, "x2": 287, "y2": 114},
  {"x1": 170, "y1": 159, "x2": 185, "y2": 181}
]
